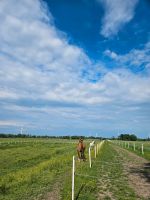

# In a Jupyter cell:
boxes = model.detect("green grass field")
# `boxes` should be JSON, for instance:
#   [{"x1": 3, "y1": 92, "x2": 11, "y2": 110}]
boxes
[
  {"x1": 0, "y1": 138, "x2": 77, "y2": 200},
  {"x1": 0, "y1": 139, "x2": 150, "y2": 200}
]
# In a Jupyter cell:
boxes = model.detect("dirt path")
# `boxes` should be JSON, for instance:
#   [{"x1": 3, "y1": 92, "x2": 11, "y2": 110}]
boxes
[
  {"x1": 45, "y1": 183, "x2": 60, "y2": 200},
  {"x1": 96, "y1": 142, "x2": 150, "y2": 200},
  {"x1": 114, "y1": 145, "x2": 150, "y2": 200},
  {"x1": 40, "y1": 180, "x2": 61, "y2": 200},
  {"x1": 97, "y1": 143, "x2": 136, "y2": 200}
]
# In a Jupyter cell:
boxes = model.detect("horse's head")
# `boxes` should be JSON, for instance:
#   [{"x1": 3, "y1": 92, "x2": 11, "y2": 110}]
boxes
[{"x1": 79, "y1": 138, "x2": 83, "y2": 143}]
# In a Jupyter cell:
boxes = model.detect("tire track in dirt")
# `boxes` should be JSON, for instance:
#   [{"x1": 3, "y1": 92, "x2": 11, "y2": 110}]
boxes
[
  {"x1": 40, "y1": 180, "x2": 61, "y2": 200},
  {"x1": 44, "y1": 182, "x2": 60, "y2": 200},
  {"x1": 97, "y1": 143, "x2": 135, "y2": 200},
  {"x1": 40, "y1": 170, "x2": 72, "y2": 200},
  {"x1": 114, "y1": 145, "x2": 150, "y2": 200}
]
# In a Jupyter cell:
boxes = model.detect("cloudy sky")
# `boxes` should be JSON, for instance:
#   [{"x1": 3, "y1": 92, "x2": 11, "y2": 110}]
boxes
[{"x1": 0, "y1": 0, "x2": 150, "y2": 137}]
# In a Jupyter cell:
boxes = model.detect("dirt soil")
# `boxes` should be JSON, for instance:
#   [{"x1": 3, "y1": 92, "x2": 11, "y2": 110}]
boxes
[
  {"x1": 41, "y1": 181, "x2": 61, "y2": 200},
  {"x1": 115, "y1": 146, "x2": 150, "y2": 200}
]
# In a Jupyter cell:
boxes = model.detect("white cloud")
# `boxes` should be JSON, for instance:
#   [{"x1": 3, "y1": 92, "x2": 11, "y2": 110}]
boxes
[
  {"x1": 104, "y1": 41, "x2": 150, "y2": 68},
  {"x1": 0, "y1": 0, "x2": 150, "y2": 135},
  {"x1": 1, "y1": 0, "x2": 149, "y2": 106},
  {"x1": 99, "y1": 0, "x2": 138, "y2": 37},
  {"x1": 0, "y1": 120, "x2": 27, "y2": 127},
  {"x1": 104, "y1": 49, "x2": 118, "y2": 59}
]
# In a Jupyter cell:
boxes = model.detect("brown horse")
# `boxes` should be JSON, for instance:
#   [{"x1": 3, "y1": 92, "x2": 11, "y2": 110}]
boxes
[{"x1": 77, "y1": 139, "x2": 86, "y2": 161}]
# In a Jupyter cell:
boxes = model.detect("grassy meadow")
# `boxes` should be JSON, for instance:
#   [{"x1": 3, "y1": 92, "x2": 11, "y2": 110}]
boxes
[
  {"x1": 0, "y1": 139, "x2": 150, "y2": 200},
  {"x1": 0, "y1": 138, "x2": 77, "y2": 200}
]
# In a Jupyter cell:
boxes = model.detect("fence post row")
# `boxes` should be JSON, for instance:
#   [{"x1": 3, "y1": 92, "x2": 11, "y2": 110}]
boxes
[
  {"x1": 117, "y1": 141, "x2": 145, "y2": 156},
  {"x1": 72, "y1": 140, "x2": 104, "y2": 199},
  {"x1": 134, "y1": 143, "x2": 135, "y2": 151}
]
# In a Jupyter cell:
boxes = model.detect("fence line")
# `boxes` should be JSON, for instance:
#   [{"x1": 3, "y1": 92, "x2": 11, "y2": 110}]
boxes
[
  {"x1": 72, "y1": 140, "x2": 104, "y2": 200},
  {"x1": 112, "y1": 140, "x2": 146, "y2": 155}
]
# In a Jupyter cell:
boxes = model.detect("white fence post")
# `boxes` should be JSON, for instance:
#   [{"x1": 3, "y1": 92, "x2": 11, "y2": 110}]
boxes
[
  {"x1": 89, "y1": 147, "x2": 91, "y2": 168},
  {"x1": 95, "y1": 146, "x2": 97, "y2": 158},
  {"x1": 128, "y1": 142, "x2": 130, "y2": 148},
  {"x1": 134, "y1": 143, "x2": 135, "y2": 151},
  {"x1": 141, "y1": 144, "x2": 144, "y2": 155},
  {"x1": 72, "y1": 156, "x2": 75, "y2": 200}
]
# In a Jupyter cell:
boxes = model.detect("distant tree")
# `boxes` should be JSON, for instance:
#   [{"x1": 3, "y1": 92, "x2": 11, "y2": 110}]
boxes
[
  {"x1": 130, "y1": 134, "x2": 137, "y2": 141},
  {"x1": 111, "y1": 136, "x2": 116, "y2": 140},
  {"x1": 118, "y1": 134, "x2": 137, "y2": 141}
]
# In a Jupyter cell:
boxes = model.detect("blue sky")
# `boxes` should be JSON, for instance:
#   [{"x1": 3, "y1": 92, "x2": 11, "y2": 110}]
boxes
[{"x1": 0, "y1": 0, "x2": 150, "y2": 138}]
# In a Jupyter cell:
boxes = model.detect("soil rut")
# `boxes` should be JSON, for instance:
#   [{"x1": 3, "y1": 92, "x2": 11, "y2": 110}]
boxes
[{"x1": 115, "y1": 146, "x2": 150, "y2": 200}]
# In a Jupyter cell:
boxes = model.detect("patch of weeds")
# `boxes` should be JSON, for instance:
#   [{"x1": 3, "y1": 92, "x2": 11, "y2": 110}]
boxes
[{"x1": 0, "y1": 183, "x2": 10, "y2": 195}]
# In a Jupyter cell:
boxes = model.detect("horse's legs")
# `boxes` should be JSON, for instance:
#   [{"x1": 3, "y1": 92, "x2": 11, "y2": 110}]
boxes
[
  {"x1": 82, "y1": 150, "x2": 86, "y2": 160},
  {"x1": 80, "y1": 150, "x2": 85, "y2": 160},
  {"x1": 77, "y1": 150, "x2": 81, "y2": 159}
]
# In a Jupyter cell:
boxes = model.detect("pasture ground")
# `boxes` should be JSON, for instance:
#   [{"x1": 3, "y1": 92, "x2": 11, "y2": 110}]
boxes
[
  {"x1": 0, "y1": 139, "x2": 76, "y2": 200},
  {"x1": 0, "y1": 139, "x2": 150, "y2": 200}
]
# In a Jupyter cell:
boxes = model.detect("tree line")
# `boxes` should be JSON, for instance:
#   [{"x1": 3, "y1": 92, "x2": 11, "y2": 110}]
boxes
[
  {"x1": 0, "y1": 133, "x2": 104, "y2": 140},
  {"x1": 0, "y1": 133, "x2": 149, "y2": 141},
  {"x1": 118, "y1": 134, "x2": 137, "y2": 141},
  {"x1": 117, "y1": 134, "x2": 150, "y2": 141}
]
